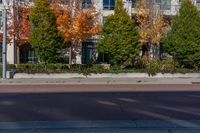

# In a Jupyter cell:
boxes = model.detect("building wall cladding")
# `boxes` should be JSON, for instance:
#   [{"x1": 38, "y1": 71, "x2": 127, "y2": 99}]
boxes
[{"x1": 1, "y1": 0, "x2": 200, "y2": 64}]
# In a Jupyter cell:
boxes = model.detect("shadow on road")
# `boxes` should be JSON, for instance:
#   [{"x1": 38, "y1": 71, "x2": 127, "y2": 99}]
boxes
[{"x1": 0, "y1": 91, "x2": 199, "y2": 121}]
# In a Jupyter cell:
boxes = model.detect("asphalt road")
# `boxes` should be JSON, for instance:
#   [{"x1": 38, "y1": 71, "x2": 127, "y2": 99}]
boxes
[{"x1": 0, "y1": 84, "x2": 199, "y2": 122}]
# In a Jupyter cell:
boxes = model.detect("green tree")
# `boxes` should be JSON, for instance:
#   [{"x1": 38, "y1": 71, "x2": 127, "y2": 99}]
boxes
[
  {"x1": 164, "y1": 0, "x2": 200, "y2": 69},
  {"x1": 98, "y1": 0, "x2": 141, "y2": 66},
  {"x1": 30, "y1": 0, "x2": 64, "y2": 63}
]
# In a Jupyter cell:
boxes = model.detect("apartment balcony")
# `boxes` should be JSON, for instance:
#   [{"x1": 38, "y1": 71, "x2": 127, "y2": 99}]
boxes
[
  {"x1": 131, "y1": 4, "x2": 181, "y2": 16},
  {"x1": 161, "y1": 4, "x2": 181, "y2": 16}
]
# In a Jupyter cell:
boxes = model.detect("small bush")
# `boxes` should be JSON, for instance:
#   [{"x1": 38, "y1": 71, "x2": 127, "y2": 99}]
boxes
[
  {"x1": 134, "y1": 55, "x2": 151, "y2": 69},
  {"x1": 88, "y1": 64, "x2": 107, "y2": 73},
  {"x1": 70, "y1": 64, "x2": 82, "y2": 72},
  {"x1": 16, "y1": 64, "x2": 29, "y2": 73},
  {"x1": 47, "y1": 64, "x2": 57, "y2": 72},
  {"x1": 60, "y1": 64, "x2": 69, "y2": 70},
  {"x1": 160, "y1": 57, "x2": 176, "y2": 73},
  {"x1": 7, "y1": 64, "x2": 16, "y2": 70},
  {"x1": 8, "y1": 61, "x2": 199, "y2": 75},
  {"x1": 146, "y1": 60, "x2": 161, "y2": 76}
]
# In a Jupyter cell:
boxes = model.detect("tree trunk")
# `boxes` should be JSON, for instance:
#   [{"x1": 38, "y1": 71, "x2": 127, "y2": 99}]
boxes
[
  {"x1": 148, "y1": 43, "x2": 160, "y2": 60},
  {"x1": 152, "y1": 44, "x2": 160, "y2": 60},
  {"x1": 69, "y1": 46, "x2": 72, "y2": 66},
  {"x1": 75, "y1": 42, "x2": 82, "y2": 64},
  {"x1": 71, "y1": 40, "x2": 82, "y2": 64}
]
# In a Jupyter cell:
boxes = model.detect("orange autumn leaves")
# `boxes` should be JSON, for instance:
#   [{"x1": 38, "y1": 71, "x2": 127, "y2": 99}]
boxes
[
  {"x1": 3, "y1": 0, "x2": 101, "y2": 46},
  {"x1": 135, "y1": 0, "x2": 168, "y2": 45},
  {"x1": 11, "y1": 5, "x2": 32, "y2": 45},
  {"x1": 51, "y1": 0, "x2": 101, "y2": 44},
  {"x1": 4, "y1": 0, "x2": 166, "y2": 48},
  {"x1": 0, "y1": 1, "x2": 32, "y2": 45}
]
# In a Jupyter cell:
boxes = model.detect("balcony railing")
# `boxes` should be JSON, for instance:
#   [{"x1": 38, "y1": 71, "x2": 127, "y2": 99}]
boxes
[
  {"x1": 161, "y1": 4, "x2": 181, "y2": 15},
  {"x1": 132, "y1": 4, "x2": 181, "y2": 16}
]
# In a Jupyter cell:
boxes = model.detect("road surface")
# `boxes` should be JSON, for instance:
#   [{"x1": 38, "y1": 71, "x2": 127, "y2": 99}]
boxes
[{"x1": 0, "y1": 84, "x2": 199, "y2": 133}]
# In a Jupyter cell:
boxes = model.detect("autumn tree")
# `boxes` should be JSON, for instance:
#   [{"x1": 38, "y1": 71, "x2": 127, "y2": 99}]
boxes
[
  {"x1": 0, "y1": 0, "x2": 32, "y2": 45},
  {"x1": 98, "y1": 0, "x2": 141, "y2": 66},
  {"x1": 10, "y1": 0, "x2": 32, "y2": 45},
  {"x1": 135, "y1": 0, "x2": 168, "y2": 60},
  {"x1": 51, "y1": 0, "x2": 101, "y2": 64},
  {"x1": 30, "y1": 0, "x2": 64, "y2": 63},
  {"x1": 164, "y1": 0, "x2": 200, "y2": 69}
]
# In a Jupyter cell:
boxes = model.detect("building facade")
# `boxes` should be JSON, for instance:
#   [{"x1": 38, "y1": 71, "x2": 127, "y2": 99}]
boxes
[{"x1": 0, "y1": 0, "x2": 199, "y2": 64}]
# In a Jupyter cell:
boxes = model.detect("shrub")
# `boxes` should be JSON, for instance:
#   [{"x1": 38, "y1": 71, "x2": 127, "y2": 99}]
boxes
[
  {"x1": 16, "y1": 64, "x2": 40, "y2": 73},
  {"x1": 160, "y1": 57, "x2": 176, "y2": 73},
  {"x1": 88, "y1": 64, "x2": 107, "y2": 73},
  {"x1": 30, "y1": 0, "x2": 64, "y2": 63},
  {"x1": 164, "y1": 0, "x2": 200, "y2": 69},
  {"x1": 135, "y1": 55, "x2": 151, "y2": 69},
  {"x1": 16, "y1": 64, "x2": 29, "y2": 73},
  {"x1": 70, "y1": 64, "x2": 83, "y2": 73},
  {"x1": 46, "y1": 64, "x2": 57, "y2": 72},
  {"x1": 146, "y1": 60, "x2": 161, "y2": 76},
  {"x1": 7, "y1": 64, "x2": 16, "y2": 70},
  {"x1": 98, "y1": 0, "x2": 141, "y2": 66}
]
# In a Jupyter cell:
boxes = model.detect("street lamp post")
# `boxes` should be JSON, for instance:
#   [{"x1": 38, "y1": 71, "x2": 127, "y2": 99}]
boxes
[
  {"x1": 2, "y1": 0, "x2": 10, "y2": 79},
  {"x1": 2, "y1": 9, "x2": 7, "y2": 79}
]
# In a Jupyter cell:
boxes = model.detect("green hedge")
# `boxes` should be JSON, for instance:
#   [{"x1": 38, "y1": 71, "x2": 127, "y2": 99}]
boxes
[
  {"x1": 4, "y1": 64, "x2": 145, "y2": 74},
  {"x1": 13, "y1": 64, "x2": 109, "y2": 74},
  {"x1": 0, "y1": 63, "x2": 199, "y2": 76}
]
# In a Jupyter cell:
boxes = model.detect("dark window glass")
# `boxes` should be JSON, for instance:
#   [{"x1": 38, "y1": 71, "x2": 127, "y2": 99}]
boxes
[
  {"x1": 20, "y1": 44, "x2": 38, "y2": 64},
  {"x1": 82, "y1": 0, "x2": 92, "y2": 8},
  {"x1": 103, "y1": 0, "x2": 115, "y2": 10},
  {"x1": 161, "y1": 0, "x2": 171, "y2": 10},
  {"x1": 152, "y1": 0, "x2": 160, "y2": 3},
  {"x1": 132, "y1": 0, "x2": 136, "y2": 7},
  {"x1": 152, "y1": 0, "x2": 171, "y2": 10},
  {"x1": 82, "y1": 42, "x2": 97, "y2": 64}
]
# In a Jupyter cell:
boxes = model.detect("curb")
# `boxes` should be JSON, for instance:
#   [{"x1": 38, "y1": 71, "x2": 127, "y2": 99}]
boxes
[
  {"x1": 1, "y1": 78, "x2": 200, "y2": 85},
  {"x1": 11, "y1": 73, "x2": 200, "y2": 79},
  {"x1": 0, "y1": 120, "x2": 200, "y2": 132}
]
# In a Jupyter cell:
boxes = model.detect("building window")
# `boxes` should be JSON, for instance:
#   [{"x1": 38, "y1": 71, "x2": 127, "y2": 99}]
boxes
[
  {"x1": 153, "y1": 0, "x2": 171, "y2": 10},
  {"x1": 20, "y1": 44, "x2": 38, "y2": 63},
  {"x1": 132, "y1": 0, "x2": 136, "y2": 7},
  {"x1": 103, "y1": 0, "x2": 115, "y2": 10},
  {"x1": 0, "y1": 11, "x2": 2, "y2": 31},
  {"x1": 82, "y1": 42, "x2": 97, "y2": 64},
  {"x1": 82, "y1": 0, "x2": 92, "y2": 8},
  {"x1": 153, "y1": 0, "x2": 160, "y2": 3},
  {"x1": 197, "y1": 0, "x2": 200, "y2": 11},
  {"x1": 161, "y1": 0, "x2": 171, "y2": 10}
]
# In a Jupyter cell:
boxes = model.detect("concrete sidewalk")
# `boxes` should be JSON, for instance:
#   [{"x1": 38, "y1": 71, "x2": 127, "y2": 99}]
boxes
[
  {"x1": 0, "y1": 77, "x2": 200, "y2": 85},
  {"x1": 0, "y1": 120, "x2": 200, "y2": 133}
]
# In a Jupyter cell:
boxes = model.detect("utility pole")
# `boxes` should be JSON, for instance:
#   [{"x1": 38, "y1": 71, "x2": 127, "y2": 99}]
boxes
[{"x1": 2, "y1": 9, "x2": 7, "y2": 79}]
